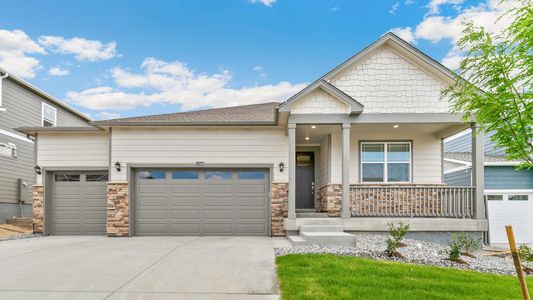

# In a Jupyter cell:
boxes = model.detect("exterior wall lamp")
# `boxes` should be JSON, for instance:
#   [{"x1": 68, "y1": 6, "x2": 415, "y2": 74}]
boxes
[
  {"x1": 279, "y1": 162, "x2": 285, "y2": 172},
  {"x1": 34, "y1": 165, "x2": 42, "y2": 175},
  {"x1": 115, "y1": 161, "x2": 121, "y2": 172}
]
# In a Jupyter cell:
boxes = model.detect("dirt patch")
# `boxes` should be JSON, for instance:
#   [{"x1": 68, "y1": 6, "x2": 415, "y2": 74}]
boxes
[
  {"x1": 0, "y1": 224, "x2": 32, "y2": 238},
  {"x1": 445, "y1": 258, "x2": 469, "y2": 265}
]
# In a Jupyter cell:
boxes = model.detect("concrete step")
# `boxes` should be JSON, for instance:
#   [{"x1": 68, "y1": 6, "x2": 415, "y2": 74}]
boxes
[
  {"x1": 296, "y1": 213, "x2": 328, "y2": 218},
  {"x1": 295, "y1": 209, "x2": 316, "y2": 213},
  {"x1": 300, "y1": 225, "x2": 344, "y2": 233},
  {"x1": 300, "y1": 231, "x2": 357, "y2": 246},
  {"x1": 287, "y1": 235, "x2": 307, "y2": 245}
]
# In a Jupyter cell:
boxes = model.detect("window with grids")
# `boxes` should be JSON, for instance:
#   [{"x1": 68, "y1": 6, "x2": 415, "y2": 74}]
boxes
[
  {"x1": 361, "y1": 142, "x2": 411, "y2": 183},
  {"x1": 42, "y1": 102, "x2": 57, "y2": 127}
]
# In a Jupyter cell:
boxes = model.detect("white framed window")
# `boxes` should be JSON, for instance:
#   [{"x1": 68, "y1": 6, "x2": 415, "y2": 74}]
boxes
[
  {"x1": 361, "y1": 142, "x2": 412, "y2": 183},
  {"x1": 42, "y1": 102, "x2": 57, "y2": 127}
]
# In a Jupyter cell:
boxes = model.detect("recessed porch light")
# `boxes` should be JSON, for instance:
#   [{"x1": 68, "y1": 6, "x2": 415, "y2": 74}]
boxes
[
  {"x1": 305, "y1": 136, "x2": 310, "y2": 141},
  {"x1": 393, "y1": 124, "x2": 400, "y2": 128},
  {"x1": 311, "y1": 125, "x2": 316, "y2": 129}
]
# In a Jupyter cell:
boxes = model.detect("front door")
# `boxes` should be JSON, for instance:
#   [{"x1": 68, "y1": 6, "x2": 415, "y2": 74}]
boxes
[{"x1": 296, "y1": 152, "x2": 315, "y2": 209}]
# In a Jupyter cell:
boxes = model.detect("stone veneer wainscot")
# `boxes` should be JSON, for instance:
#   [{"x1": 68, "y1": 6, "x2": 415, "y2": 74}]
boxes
[
  {"x1": 107, "y1": 182, "x2": 129, "y2": 237},
  {"x1": 32, "y1": 185, "x2": 44, "y2": 233},
  {"x1": 271, "y1": 183, "x2": 288, "y2": 236}
]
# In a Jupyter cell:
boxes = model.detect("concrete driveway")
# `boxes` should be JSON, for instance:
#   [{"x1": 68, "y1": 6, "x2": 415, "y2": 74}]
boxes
[{"x1": 0, "y1": 236, "x2": 280, "y2": 299}]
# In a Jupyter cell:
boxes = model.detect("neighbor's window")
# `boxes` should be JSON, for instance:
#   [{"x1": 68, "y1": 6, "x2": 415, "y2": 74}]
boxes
[
  {"x1": 42, "y1": 102, "x2": 57, "y2": 127},
  {"x1": 138, "y1": 170, "x2": 166, "y2": 180},
  {"x1": 361, "y1": 142, "x2": 411, "y2": 183},
  {"x1": 485, "y1": 195, "x2": 503, "y2": 201},
  {"x1": 509, "y1": 195, "x2": 529, "y2": 201}
]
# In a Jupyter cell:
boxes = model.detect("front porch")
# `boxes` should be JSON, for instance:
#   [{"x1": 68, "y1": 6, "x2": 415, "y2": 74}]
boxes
[{"x1": 281, "y1": 117, "x2": 488, "y2": 235}]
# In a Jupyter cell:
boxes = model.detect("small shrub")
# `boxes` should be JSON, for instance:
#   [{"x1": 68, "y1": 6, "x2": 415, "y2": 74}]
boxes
[
  {"x1": 518, "y1": 245, "x2": 533, "y2": 262},
  {"x1": 457, "y1": 233, "x2": 481, "y2": 256},
  {"x1": 447, "y1": 235, "x2": 462, "y2": 262},
  {"x1": 385, "y1": 237, "x2": 401, "y2": 257},
  {"x1": 388, "y1": 222, "x2": 410, "y2": 246}
]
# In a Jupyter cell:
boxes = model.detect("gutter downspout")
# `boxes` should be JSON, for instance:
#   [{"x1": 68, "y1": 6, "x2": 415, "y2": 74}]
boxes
[{"x1": 0, "y1": 72, "x2": 8, "y2": 112}]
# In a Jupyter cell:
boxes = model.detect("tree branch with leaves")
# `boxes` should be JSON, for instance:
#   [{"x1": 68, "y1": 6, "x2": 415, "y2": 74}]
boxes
[{"x1": 444, "y1": 0, "x2": 533, "y2": 169}]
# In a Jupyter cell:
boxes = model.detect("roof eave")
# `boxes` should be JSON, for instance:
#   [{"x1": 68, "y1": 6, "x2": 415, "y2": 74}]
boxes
[{"x1": 15, "y1": 126, "x2": 104, "y2": 136}]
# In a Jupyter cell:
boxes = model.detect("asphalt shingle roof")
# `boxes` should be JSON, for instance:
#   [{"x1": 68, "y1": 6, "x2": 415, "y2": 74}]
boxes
[
  {"x1": 444, "y1": 152, "x2": 520, "y2": 163},
  {"x1": 92, "y1": 102, "x2": 280, "y2": 125}
]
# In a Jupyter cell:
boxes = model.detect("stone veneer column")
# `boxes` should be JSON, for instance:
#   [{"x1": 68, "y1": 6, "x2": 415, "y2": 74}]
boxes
[
  {"x1": 271, "y1": 183, "x2": 288, "y2": 236},
  {"x1": 318, "y1": 184, "x2": 342, "y2": 217},
  {"x1": 107, "y1": 182, "x2": 129, "y2": 237},
  {"x1": 32, "y1": 185, "x2": 44, "y2": 234}
]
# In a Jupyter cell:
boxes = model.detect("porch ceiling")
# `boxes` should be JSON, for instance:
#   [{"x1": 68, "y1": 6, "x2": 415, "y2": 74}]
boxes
[
  {"x1": 296, "y1": 124, "x2": 338, "y2": 145},
  {"x1": 352, "y1": 123, "x2": 469, "y2": 138}
]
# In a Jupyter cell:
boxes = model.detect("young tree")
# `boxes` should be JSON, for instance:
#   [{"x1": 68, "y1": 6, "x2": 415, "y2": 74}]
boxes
[{"x1": 444, "y1": 0, "x2": 532, "y2": 168}]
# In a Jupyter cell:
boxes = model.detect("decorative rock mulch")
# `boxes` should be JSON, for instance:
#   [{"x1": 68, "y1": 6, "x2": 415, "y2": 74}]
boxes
[
  {"x1": 0, "y1": 233, "x2": 42, "y2": 242},
  {"x1": 275, "y1": 234, "x2": 520, "y2": 276}
]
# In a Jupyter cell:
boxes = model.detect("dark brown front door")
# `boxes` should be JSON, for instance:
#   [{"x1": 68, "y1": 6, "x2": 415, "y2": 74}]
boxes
[{"x1": 296, "y1": 152, "x2": 315, "y2": 209}]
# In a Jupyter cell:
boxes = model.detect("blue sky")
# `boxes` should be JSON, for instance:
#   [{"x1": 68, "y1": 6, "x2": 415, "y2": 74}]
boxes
[{"x1": 0, "y1": 0, "x2": 510, "y2": 120}]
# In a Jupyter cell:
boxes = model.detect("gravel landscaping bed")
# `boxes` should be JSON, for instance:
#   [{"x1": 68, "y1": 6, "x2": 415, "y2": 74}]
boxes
[
  {"x1": 0, "y1": 233, "x2": 42, "y2": 242},
  {"x1": 275, "y1": 234, "x2": 519, "y2": 276}
]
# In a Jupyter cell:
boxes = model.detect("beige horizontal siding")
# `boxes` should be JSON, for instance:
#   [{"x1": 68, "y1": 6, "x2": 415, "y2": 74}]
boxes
[
  {"x1": 111, "y1": 127, "x2": 289, "y2": 182},
  {"x1": 37, "y1": 132, "x2": 109, "y2": 175}
]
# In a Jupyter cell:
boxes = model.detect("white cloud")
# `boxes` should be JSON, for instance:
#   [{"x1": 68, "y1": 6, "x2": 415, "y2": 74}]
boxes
[
  {"x1": 389, "y1": 2, "x2": 400, "y2": 14},
  {"x1": 0, "y1": 29, "x2": 46, "y2": 78},
  {"x1": 38, "y1": 36, "x2": 117, "y2": 61},
  {"x1": 428, "y1": 0, "x2": 464, "y2": 15},
  {"x1": 66, "y1": 57, "x2": 306, "y2": 111},
  {"x1": 390, "y1": 27, "x2": 415, "y2": 43},
  {"x1": 96, "y1": 111, "x2": 121, "y2": 120},
  {"x1": 249, "y1": 0, "x2": 276, "y2": 7},
  {"x1": 48, "y1": 66, "x2": 70, "y2": 76},
  {"x1": 390, "y1": 0, "x2": 520, "y2": 69},
  {"x1": 404, "y1": 0, "x2": 414, "y2": 5},
  {"x1": 253, "y1": 65, "x2": 267, "y2": 78}
]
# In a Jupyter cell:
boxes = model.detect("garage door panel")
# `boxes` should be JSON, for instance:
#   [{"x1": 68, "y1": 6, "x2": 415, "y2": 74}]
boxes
[
  {"x1": 488, "y1": 193, "x2": 533, "y2": 244},
  {"x1": 136, "y1": 168, "x2": 268, "y2": 236},
  {"x1": 169, "y1": 210, "x2": 201, "y2": 219},
  {"x1": 168, "y1": 185, "x2": 201, "y2": 193},
  {"x1": 204, "y1": 184, "x2": 232, "y2": 193},
  {"x1": 237, "y1": 184, "x2": 267, "y2": 193}
]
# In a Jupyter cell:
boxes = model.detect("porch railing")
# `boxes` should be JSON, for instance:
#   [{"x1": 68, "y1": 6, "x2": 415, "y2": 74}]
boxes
[{"x1": 350, "y1": 185, "x2": 475, "y2": 218}]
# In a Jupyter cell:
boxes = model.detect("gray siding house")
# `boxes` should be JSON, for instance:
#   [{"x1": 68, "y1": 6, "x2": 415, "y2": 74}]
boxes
[
  {"x1": 0, "y1": 67, "x2": 91, "y2": 223},
  {"x1": 444, "y1": 131, "x2": 533, "y2": 244}
]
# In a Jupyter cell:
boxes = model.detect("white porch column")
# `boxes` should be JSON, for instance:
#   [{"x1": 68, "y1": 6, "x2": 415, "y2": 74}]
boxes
[
  {"x1": 471, "y1": 123, "x2": 485, "y2": 220},
  {"x1": 342, "y1": 123, "x2": 351, "y2": 219},
  {"x1": 288, "y1": 123, "x2": 296, "y2": 219}
]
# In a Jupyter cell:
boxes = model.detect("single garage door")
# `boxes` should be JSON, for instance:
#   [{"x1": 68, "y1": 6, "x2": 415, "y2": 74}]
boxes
[
  {"x1": 487, "y1": 192, "x2": 533, "y2": 244},
  {"x1": 135, "y1": 169, "x2": 269, "y2": 236},
  {"x1": 51, "y1": 172, "x2": 108, "y2": 235}
]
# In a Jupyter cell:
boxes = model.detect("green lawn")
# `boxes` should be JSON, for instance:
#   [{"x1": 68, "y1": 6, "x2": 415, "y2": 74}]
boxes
[{"x1": 276, "y1": 254, "x2": 533, "y2": 300}]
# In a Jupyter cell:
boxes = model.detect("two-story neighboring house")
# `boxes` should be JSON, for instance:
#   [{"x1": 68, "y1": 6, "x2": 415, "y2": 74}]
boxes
[
  {"x1": 0, "y1": 67, "x2": 92, "y2": 224},
  {"x1": 444, "y1": 130, "x2": 533, "y2": 244},
  {"x1": 18, "y1": 33, "x2": 489, "y2": 243}
]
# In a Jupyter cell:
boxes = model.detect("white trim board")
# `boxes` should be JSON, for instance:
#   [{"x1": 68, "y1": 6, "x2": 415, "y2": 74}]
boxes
[{"x1": 0, "y1": 128, "x2": 34, "y2": 143}]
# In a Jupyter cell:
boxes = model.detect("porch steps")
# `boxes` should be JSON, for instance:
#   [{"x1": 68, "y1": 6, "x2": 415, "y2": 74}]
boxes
[
  {"x1": 296, "y1": 212, "x2": 328, "y2": 218},
  {"x1": 287, "y1": 225, "x2": 356, "y2": 246}
]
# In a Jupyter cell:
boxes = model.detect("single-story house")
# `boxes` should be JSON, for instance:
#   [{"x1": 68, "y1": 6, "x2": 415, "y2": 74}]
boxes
[
  {"x1": 17, "y1": 33, "x2": 489, "y2": 241},
  {"x1": 444, "y1": 130, "x2": 533, "y2": 244}
]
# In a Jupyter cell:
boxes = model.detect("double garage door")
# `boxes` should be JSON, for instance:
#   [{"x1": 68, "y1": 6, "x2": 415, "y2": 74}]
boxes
[
  {"x1": 135, "y1": 169, "x2": 269, "y2": 236},
  {"x1": 49, "y1": 169, "x2": 269, "y2": 236}
]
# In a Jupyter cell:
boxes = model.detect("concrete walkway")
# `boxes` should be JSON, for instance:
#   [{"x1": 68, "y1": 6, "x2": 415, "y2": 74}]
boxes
[{"x1": 0, "y1": 236, "x2": 280, "y2": 299}]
